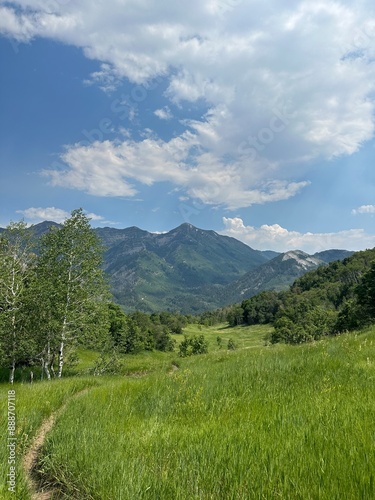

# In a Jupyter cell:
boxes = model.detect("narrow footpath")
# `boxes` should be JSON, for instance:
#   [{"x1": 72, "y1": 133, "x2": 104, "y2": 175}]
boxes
[{"x1": 22, "y1": 389, "x2": 90, "y2": 500}]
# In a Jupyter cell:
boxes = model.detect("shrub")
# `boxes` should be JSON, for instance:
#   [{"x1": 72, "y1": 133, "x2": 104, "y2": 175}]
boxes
[
  {"x1": 178, "y1": 335, "x2": 208, "y2": 357},
  {"x1": 227, "y1": 339, "x2": 237, "y2": 350}
]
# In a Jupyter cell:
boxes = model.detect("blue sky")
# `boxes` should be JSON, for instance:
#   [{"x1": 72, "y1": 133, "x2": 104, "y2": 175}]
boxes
[{"x1": 1, "y1": 0, "x2": 375, "y2": 253}]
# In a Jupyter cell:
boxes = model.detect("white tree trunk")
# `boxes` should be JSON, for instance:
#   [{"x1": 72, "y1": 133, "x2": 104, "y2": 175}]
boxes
[
  {"x1": 9, "y1": 313, "x2": 16, "y2": 384},
  {"x1": 57, "y1": 340, "x2": 64, "y2": 378},
  {"x1": 9, "y1": 358, "x2": 15, "y2": 385},
  {"x1": 44, "y1": 360, "x2": 51, "y2": 380}
]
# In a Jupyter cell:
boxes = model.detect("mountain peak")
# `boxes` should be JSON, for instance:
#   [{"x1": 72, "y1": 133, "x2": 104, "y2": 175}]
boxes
[
  {"x1": 170, "y1": 223, "x2": 199, "y2": 233},
  {"x1": 280, "y1": 250, "x2": 323, "y2": 268},
  {"x1": 282, "y1": 250, "x2": 309, "y2": 259},
  {"x1": 30, "y1": 220, "x2": 61, "y2": 237}
]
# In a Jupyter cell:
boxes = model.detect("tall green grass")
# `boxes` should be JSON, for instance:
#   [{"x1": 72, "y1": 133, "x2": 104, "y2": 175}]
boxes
[
  {"x1": 0, "y1": 378, "x2": 99, "y2": 499},
  {"x1": 37, "y1": 327, "x2": 375, "y2": 499},
  {"x1": 178, "y1": 322, "x2": 271, "y2": 350}
]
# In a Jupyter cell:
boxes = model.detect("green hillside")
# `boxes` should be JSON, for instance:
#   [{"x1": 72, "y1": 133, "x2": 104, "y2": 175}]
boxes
[
  {"x1": 233, "y1": 247, "x2": 375, "y2": 344},
  {"x1": 222, "y1": 250, "x2": 326, "y2": 305},
  {"x1": 1, "y1": 323, "x2": 375, "y2": 499},
  {"x1": 98, "y1": 223, "x2": 272, "y2": 313}
]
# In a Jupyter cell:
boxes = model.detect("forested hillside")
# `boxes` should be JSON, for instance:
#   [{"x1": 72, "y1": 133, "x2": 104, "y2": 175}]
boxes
[
  {"x1": 230, "y1": 248, "x2": 375, "y2": 343},
  {"x1": 94, "y1": 223, "x2": 273, "y2": 312},
  {"x1": 222, "y1": 250, "x2": 326, "y2": 304}
]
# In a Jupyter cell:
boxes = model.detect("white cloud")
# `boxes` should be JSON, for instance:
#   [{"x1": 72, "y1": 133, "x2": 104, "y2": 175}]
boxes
[
  {"x1": 85, "y1": 212, "x2": 106, "y2": 222},
  {"x1": 16, "y1": 207, "x2": 70, "y2": 223},
  {"x1": 16, "y1": 207, "x2": 114, "y2": 225},
  {"x1": 42, "y1": 136, "x2": 308, "y2": 209},
  {"x1": 221, "y1": 217, "x2": 375, "y2": 253},
  {"x1": 84, "y1": 64, "x2": 122, "y2": 93},
  {"x1": 2, "y1": 1, "x2": 375, "y2": 206},
  {"x1": 0, "y1": 6, "x2": 78, "y2": 41},
  {"x1": 154, "y1": 107, "x2": 173, "y2": 120},
  {"x1": 352, "y1": 204, "x2": 375, "y2": 214}
]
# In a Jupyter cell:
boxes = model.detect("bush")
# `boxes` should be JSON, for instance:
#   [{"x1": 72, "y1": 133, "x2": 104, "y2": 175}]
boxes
[
  {"x1": 178, "y1": 335, "x2": 208, "y2": 357},
  {"x1": 227, "y1": 339, "x2": 237, "y2": 350},
  {"x1": 272, "y1": 307, "x2": 337, "y2": 344}
]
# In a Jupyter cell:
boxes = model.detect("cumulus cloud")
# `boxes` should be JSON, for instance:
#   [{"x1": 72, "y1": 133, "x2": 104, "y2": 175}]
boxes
[
  {"x1": 42, "y1": 136, "x2": 308, "y2": 209},
  {"x1": 352, "y1": 205, "x2": 375, "y2": 215},
  {"x1": 221, "y1": 217, "x2": 375, "y2": 253},
  {"x1": 16, "y1": 207, "x2": 71, "y2": 223},
  {"x1": 2, "y1": 1, "x2": 375, "y2": 206},
  {"x1": 16, "y1": 207, "x2": 114, "y2": 225}
]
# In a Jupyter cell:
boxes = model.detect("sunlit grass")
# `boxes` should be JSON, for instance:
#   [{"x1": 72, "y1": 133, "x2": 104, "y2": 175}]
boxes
[
  {"x1": 0, "y1": 378, "x2": 99, "y2": 499},
  {"x1": 39, "y1": 327, "x2": 375, "y2": 498},
  {"x1": 174, "y1": 322, "x2": 271, "y2": 350},
  {"x1": 1, "y1": 324, "x2": 375, "y2": 498}
]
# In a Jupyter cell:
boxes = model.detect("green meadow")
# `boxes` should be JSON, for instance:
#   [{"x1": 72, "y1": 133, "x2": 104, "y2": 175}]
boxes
[{"x1": 1, "y1": 323, "x2": 375, "y2": 499}]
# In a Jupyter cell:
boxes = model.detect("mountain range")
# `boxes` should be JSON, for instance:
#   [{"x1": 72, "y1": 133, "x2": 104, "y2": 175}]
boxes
[
  {"x1": 96, "y1": 223, "x2": 274, "y2": 313},
  {"x1": 0, "y1": 221, "x2": 353, "y2": 314},
  {"x1": 220, "y1": 249, "x2": 350, "y2": 306},
  {"x1": 96, "y1": 223, "x2": 353, "y2": 312}
]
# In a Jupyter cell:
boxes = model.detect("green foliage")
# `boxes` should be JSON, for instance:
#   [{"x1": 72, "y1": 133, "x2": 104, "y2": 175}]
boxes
[
  {"x1": 203, "y1": 247, "x2": 375, "y2": 345},
  {"x1": 335, "y1": 262, "x2": 375, "y2": 332},
  {"x1": 34, "y1": 208, "x2": 110, "y2": 377},
  {"x1": 227, "y1": 304, "x2": 244, "y2": 327},
  {"x1": 355, "y1": 261, "x2": 375, "y2": 322},
  {"x1": 157, "y1": 310, "x2": 187, "y2": 334},
  {"x1": 91, "y1": 349, "x2": 122, "y2": 375},
  {"x1": 178, "y1": 334, "x2": 209, "y2": 357},
  {"x1": 107, "y1": 303, "x2": 128, "y2": 348},
  {"x1": 198, "y1": 305, "x2": 242, "y2": 327},
  {"x1": 152, "y1": 324, "x2": 176, "y2": 352},
  {"x1": 227, "y1": 338, "x2": 237, "y2": 350},
  {"x1": 0, "y1": 210, "x2": 111, "y2": 379},
  {"x1": 107, "y1": 303, "x2": 176, "y2": 354},
  {"x1": 0, "y1": 221, "x2": 37, "y2": 382},
  {"x1": 241, "y1": 290, "x2": 281, "y2": 325},
  {"x1": 8, "y1": 325, "x2": 375, "y2": 499},
  {"x1": 270, "y1": 248, "x2": 375, "y2": 344}
]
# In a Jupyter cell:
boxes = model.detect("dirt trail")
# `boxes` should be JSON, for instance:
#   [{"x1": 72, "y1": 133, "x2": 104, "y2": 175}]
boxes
[{"x1": 22, "y1": 389, "x2": 90, "y2": 500}]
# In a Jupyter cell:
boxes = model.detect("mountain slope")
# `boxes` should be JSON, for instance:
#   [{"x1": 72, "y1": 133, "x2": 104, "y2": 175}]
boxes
[
  {"x1": 0, "y1": 220, "x2": 353, "y2": 314},
  {"x1": 314, "y1": 249, "x2": 354, "y2": 263},
  {"x1": 221, "y1": 250, "x2": 326, "y2": 306},
  {"x1": 97, "y1": 223, "x2": 271, "y2": 312},
  {"x1": 270, "y1": 247, "x2": 375, "y2": 343}
]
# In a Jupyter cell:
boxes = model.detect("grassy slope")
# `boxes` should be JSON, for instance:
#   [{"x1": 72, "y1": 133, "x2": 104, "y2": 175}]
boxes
[
  {"x1": 1, "y1": 324, "x2": 375, "y2": 499},
  {"x1": 0, "y1": 378, "x2": 99, "y2": 499}
]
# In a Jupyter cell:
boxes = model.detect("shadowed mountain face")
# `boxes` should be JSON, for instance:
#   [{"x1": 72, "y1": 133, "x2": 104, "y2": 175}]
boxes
[
  {"x1": 95, "y1": 223, "x2": 273, "y2": 313},
  {"x1": 1, "y1": 221, "x2": 352, "y2": 314},
  {"x1": 314, "y1": 249, "x2": 354, "y2": 263}
]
